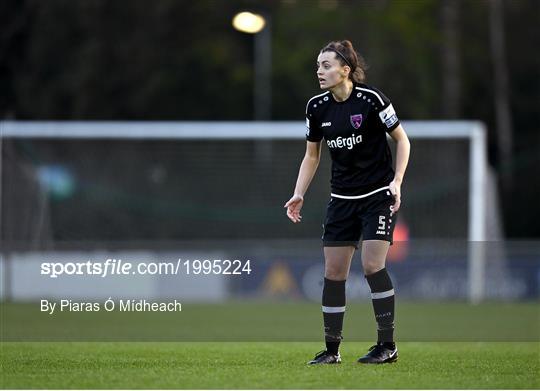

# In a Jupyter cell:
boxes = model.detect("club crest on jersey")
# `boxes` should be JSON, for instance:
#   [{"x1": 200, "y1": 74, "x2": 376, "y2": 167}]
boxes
[{"x1": 350, "y1": 114, "x2": 363, "y2": 129}]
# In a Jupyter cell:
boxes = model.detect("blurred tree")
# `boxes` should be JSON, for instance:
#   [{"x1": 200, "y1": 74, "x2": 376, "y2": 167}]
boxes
[
  {"x1": 440, "y1": 0, "x2": 461, "y2": 118},
  {"x1": 489, "y1": 0, "x2": 513, "y2": 190},
  {"x1": 0, "y1": 0, "x2": 32, "y2": 119},
  {"x1": 1, "y1": 0, "x2": 538, "y2": 237},
  {"x1": 2, "y1": 0, "x2": 256, "y2": 119}
]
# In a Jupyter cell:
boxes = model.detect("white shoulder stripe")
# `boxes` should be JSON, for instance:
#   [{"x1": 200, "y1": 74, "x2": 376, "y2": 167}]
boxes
[
  {"x1": 355, "y1": 87, "x2": 384, "y2": 105},
  {"x1": 305, "y1": 91, "x2": 330, "y2": 114}
]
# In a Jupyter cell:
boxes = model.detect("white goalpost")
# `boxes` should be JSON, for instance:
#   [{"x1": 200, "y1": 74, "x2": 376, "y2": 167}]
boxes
[{"x1": 1, "y1": 120, "x2": 489, "y2": 302}]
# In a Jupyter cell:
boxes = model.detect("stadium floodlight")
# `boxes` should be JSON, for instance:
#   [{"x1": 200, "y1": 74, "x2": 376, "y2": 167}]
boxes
[
  {"x1": 232, "y1": 12, "x2": 266, "y2": 34},
  {"x1": 232, "y1": 11, "x2": 271, "y2": 120}
]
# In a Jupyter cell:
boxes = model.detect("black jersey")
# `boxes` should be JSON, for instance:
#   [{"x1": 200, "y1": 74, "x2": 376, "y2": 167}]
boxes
[{"x1": 305, "y1": 83, "x2": 400, "y2": 196}]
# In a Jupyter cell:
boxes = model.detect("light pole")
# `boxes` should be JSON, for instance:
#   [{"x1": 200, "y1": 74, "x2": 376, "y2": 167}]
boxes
[{"x1": 232, "y1": 11, "x2": 272, "y2": 120}]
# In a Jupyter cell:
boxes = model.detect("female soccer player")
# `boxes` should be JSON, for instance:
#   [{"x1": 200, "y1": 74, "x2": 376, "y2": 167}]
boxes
[{"x1": 284, "y1": 40, "x2": 410, "y2": 364}]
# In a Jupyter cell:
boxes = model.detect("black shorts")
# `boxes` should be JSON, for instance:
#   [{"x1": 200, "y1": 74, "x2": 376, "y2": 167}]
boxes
[{"x1": 322, "y1": 189, "x2": 397, "y2": 248}]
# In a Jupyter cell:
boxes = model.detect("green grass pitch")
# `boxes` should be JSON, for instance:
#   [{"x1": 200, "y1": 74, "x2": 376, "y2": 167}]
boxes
[
  {"x1": 1, "y1": 301, "x2": 539, "y2": 388},
  {"x1": 2, "y1": 301, "x2": 539, "y2": 341},
  {"x1": 1, "y1": 342, "x2": 539, "y2": 389}
]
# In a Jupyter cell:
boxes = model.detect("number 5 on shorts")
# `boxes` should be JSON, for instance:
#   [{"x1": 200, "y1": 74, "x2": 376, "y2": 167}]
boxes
[{"x1": 378, "y1": 215, "x2": 386, "y2": 230}]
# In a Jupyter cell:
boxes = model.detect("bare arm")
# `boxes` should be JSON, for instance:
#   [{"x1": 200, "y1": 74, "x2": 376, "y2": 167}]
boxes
[
  {"x1": 284, "y1": 141, "x2": 322, "y2": 223},
  {"x1": 293, "y1": 141, "x2": 322, "y2": 196},
  {"x1": 388, "y1": 124, "x2": 411, "y2": 214}
]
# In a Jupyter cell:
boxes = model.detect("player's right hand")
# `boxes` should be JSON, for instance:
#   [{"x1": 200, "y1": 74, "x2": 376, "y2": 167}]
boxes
[{"x1": 284, "y1": 194, "x2": 304, "y2": 223}]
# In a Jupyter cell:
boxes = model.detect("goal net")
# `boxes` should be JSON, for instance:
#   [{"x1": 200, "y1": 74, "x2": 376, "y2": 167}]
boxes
[{"x1": 1, "y1": 120, "x2": 501, "y2": 303}]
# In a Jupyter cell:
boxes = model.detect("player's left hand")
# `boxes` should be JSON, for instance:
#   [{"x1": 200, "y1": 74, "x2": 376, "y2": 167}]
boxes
[{"x1": 389, "y1": 179, "x2": 401, "y2": 216}]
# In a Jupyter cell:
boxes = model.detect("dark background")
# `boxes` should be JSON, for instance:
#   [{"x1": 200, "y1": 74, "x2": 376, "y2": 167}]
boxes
[{"x1": 1, "y1": 0, "x2": 539, "y2": 240}]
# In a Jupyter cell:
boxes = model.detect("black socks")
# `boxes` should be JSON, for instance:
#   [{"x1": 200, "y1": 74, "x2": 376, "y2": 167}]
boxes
[
  {"x1": 365, "y1": 268, "x2": 395, "y2": 343},
  {"x1": 322, "y1": 277, "x2": 346, "y2": 354},
  {"x1": 321, "y1": 269, "x2": 395, "y2": 353}
]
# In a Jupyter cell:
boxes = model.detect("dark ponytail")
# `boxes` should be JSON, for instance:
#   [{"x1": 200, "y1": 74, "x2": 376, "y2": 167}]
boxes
[{"x1": 321, "y1": 40, "x2": 367, "y2": 83}]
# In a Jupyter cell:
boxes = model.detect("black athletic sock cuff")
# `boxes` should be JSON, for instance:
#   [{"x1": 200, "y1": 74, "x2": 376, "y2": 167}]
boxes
[
  {"x1": 365, "y1": 268, "x2": 393, "y2": 292},
  {"x1": 324, "y1": 277, "x2": 346, "y2": 286},
  {"x1": 322, "y1": 278, "x2": 346, "y2": 307}
]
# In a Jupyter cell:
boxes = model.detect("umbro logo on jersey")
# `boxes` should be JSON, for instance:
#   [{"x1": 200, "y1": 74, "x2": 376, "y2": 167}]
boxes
[{"x1": 321, "y1": 122, "x2": 332, "y2": 127}]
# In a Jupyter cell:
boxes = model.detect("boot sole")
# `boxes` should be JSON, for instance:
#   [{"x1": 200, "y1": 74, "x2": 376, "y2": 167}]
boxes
[{"x1": 357, "y1": 354, "x2": 398, "y2": 364}]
